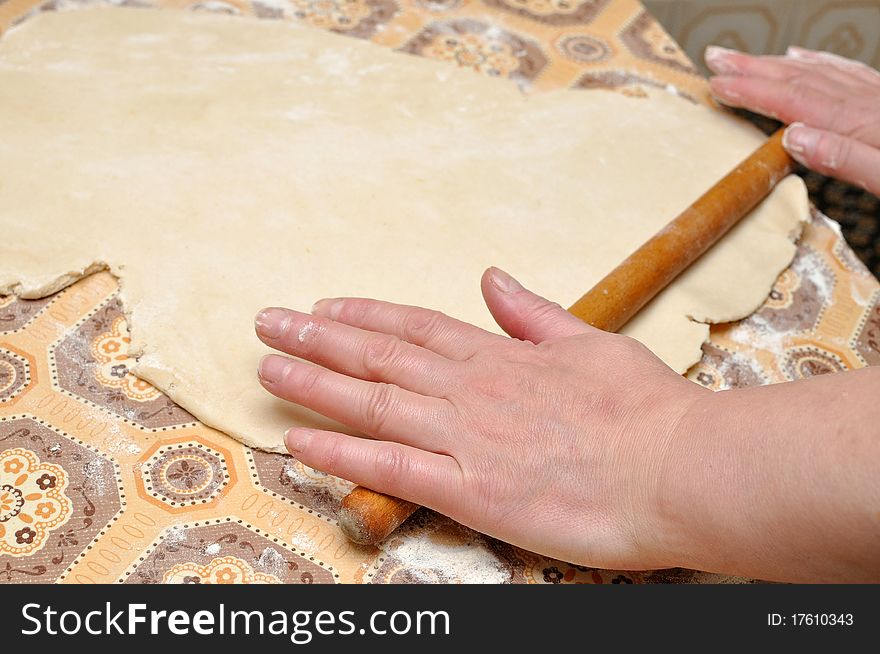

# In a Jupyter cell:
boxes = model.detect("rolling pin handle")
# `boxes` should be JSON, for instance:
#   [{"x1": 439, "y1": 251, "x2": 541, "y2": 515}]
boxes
[{"x1": 338, "y1": 487, "x2": 419, "y2": 545}]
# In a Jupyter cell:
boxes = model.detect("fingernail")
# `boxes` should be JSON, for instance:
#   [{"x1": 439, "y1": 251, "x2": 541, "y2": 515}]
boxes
[
  {"x1": 705, "y1": 46, "x2": 741, "y2": 75},
  {"x1": 258, "y1": 354, "x2": 290, "y2": 384},
  {"x1": 785, "y1": 46, "x2": 811, "y2": 61},
  {"x1": 255, "y1": 307, "x2": 288, "y2": 339},
  {"x1": 707, "y1": 45, "x2": 741, "y2": 57},
  {"x1": 783, "y1": 123, "x2": 815, "y2": 158},
  {"x1": 285, "y1": 427, "x2": 314, "y2": 455},
  {"x1": 311, "y1": 298, "x2": 343, "y2": 320},
  {"x1": 489, "y1": 267, "x2": 523, "y2": 294}
]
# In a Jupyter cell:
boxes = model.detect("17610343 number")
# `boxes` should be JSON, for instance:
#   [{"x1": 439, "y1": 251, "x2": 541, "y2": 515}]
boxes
[{"x1": 767, "y1": 613, "x2": 854, "y2": 627}]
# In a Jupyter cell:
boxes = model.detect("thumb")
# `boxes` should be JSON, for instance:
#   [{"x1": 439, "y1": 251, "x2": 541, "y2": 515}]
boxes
[{"x1": 481, "y1": 267, "x2": 593, "y2": 344}]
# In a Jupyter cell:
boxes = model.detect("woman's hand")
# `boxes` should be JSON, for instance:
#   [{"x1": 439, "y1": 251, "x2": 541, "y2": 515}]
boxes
[
  {"x1": 705, "y1": 45, "x2": 880, "y2": 195},
  {"x1": 254, "y1": 269, "x2": 880, "y2": 581},
  {"x1": 254, "y1": 267, "x2": 705, "y2": 570}
]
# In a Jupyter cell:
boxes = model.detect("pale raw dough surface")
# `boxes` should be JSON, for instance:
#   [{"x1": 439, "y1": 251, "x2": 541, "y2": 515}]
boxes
[{"x1": 0, "y1": 8, "x2": 807, "y2": 452}]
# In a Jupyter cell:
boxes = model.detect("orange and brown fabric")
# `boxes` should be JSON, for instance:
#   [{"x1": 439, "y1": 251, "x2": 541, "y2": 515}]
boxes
[{"x1": 1, "y1": 0, "x2": 878, "y2": 585}]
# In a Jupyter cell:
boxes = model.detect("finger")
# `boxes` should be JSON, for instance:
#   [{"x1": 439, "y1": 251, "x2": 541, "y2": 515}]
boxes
[
  {"x1": 784, "y1": 123, "x2": 880, "y2": 196},
  {"x1": 480, "y1": 267, "x2": 593, "y2": 343},
  {"x1": 709, "y1": 74, "x2": 856, "y2": 132},
  {"x1": 786, "y1": 46, "x2": 880, "y2": 85},
  {"x1": 255, "y1": 307, "x2": 458, "y2": 396},
  {"x1": 285, "y1": 427, "x2": 462, "y2": 510},
  {"x1": 258, "y1": 354, "x2": 450, "y2": 451},
  {"x1": 705, "y1": 46, "x2": 857, "y2": 88},
  {"x1": 310, "y1": 297, "x2": 500, "y2": 361}
]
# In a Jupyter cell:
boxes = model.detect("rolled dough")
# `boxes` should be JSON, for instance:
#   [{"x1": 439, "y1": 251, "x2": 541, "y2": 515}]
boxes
[{"x1": 0, "y1": 8, "x2": 807, "y2": 453}]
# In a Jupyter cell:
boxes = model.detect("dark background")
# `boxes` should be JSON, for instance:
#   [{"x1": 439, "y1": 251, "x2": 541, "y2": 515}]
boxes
[{"x1": 803, "y1": 168, "x2": 879, "y2": 277}]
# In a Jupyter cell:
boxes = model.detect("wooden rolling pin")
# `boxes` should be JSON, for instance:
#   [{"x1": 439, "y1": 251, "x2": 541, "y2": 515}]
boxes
[{"x1": 338, "y1": 127, "x2": 794, "y2": 546}]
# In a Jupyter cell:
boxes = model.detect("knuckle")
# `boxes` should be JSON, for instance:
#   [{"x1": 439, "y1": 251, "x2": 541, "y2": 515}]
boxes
[
  {"x1": 787, "y1": 71, "x2": 809, "y2": 88},
  {"x1": 818, "y1": 133, "x2": 852, "y2": 171},
  {"x1": 362, "y1": 335, "x2": 402, "y2": 376},
  {"x1": 318, "y1": 435, "x2": 343, "y2": 475},
  {"x1": 785, "y1": 73, "x2": 831, "y2": 117},
  {"x1": 844, "y1": 104, "x2": 879, "y2": 142},
  {"x1": 510, "y1": 340, "x2": 552, "y2": 367},
  {"x1": 573, "y1": 333, "x2": 642, "y2": 370},
  {"x1": 526, "y1": 299, "x2": 565, "y2": 326},
  {"x1": 374, "y1": 443, "x2": 410, "y2": 485},
  {"x1": 783, "y1": 80, "x2": 820, "y2": 111},
  {"x1": 604, "y1": 333, "x2": 647, "y2": 358},
  {"x1": 533, "y1": 337, "x2": 568, "y2": 361},
  {"x1": 402, "y1": 309, "x2": 445, "y2": 344},
  {"x1": 821, "y1": 97, "x2": 848, "y2": 133},
  {"x1": 363, "y1": 382, "x2": 396, "y2": 434},
  {"x1": 297, "y1": 365, "x2": 323, "y2": 399}
]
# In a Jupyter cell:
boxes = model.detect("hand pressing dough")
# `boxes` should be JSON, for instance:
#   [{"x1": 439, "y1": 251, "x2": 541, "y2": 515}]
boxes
[{"x1": 0, "y1": 8, "x2": 807, "y2": 453}]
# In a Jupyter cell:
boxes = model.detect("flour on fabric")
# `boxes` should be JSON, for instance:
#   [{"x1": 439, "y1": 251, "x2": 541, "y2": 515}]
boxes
[{"x1": 379, "y1": 519, "x2": 510, "y2": 584}]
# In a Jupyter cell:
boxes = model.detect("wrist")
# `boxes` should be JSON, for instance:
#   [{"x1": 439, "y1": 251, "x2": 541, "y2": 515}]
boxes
[
  {"x1": 643, "y1": 369, "x2": 880, "y2": 581},
  {"x1": 648, "y1": 384, "x2": 732, "y2": 571}
]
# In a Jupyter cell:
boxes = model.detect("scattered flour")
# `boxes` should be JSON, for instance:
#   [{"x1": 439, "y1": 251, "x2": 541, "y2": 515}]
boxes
[
  {"x1": 251, "y1": 0, "x2": 290, "y2": 11},
  {"x1": 124, "y1": 33, "x2": 167, "y2": 46},
  {"x1": 257, "y1": 546, "x2": 287, "y2": 578},
  {"x1": 282, "y1": 458, "x2": 303, "y2": 481},
  {"x1": 45, "y1": 60, "x2": 89, "y2": 73},
  {"x1": 483, "y1": 26, "x2": 503, "y2": 42},
  {"x1": 204, "y1": 543, "x2": 221, "y2": 555},
  {"x1": 706, "y1": 345, "x2": 769, "y2": 390},
  {"x1": 850, "y1": 280, "x2": 877, "y2": 308},
  {"x1": 288, "y1": 530, "x2": 316, "y2": 552},
  {"x1": 83, "y1": 458, "x2": 110, "y2": 494},
  {"x1": 383, "y1": 527, "x2": 508, "y2": 584},
  {"x1": 190, "y1": 1, "x2": 241, "y2": 14},
  {"x1": 733, "y1": 313, "x2": 788, "y2": 361},
  {"x1": 282, "y1": 458, "x2": 351, "y2": 500},
  {"x1": 283, "y1": 105, "x2": 319, "y2": 122},
  {"x1": 164, "y1": 525, "x2": 188, "y2": 546},
  {"x1": 792, "y1": 248, "x2": 834, "y2": 304},
  {"x1": 316, "y1": 50, "x2": 351, "y2": 77},
  {"x1": 102, "y1": 421, "x2": 142, "y2": 456},
  {"x1": 821, "y1": 213, "x2": 845, "y2": 238},
  {"x1": 418, "y1": 0, "x2": 453, "y2": 11}
]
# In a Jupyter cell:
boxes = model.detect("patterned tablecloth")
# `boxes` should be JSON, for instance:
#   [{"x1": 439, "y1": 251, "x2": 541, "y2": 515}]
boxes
[{"x1": 1, "y1": 0, "x2": 878, "y2": 585}]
